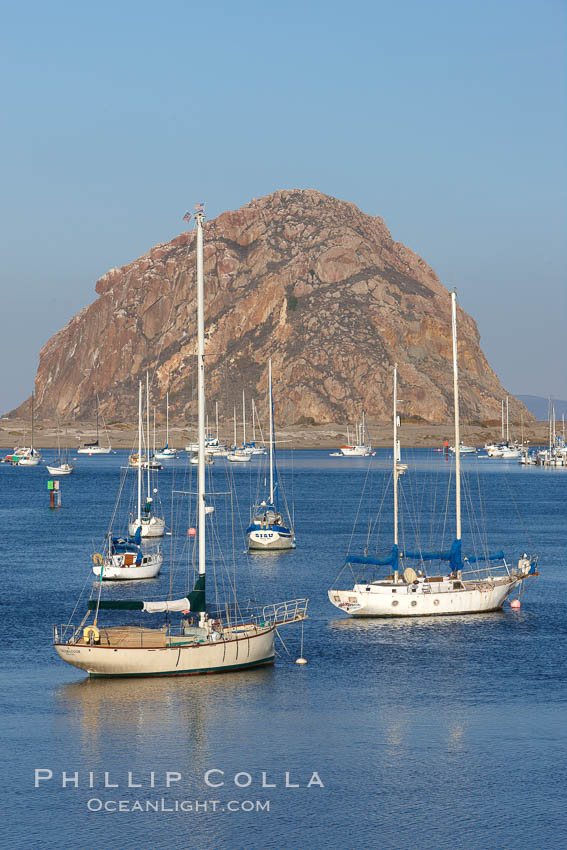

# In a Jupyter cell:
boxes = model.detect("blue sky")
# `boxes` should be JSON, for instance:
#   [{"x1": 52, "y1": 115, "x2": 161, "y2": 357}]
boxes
[{"x1": 1, "y1": 0, "x2": 565, "y2": 413}]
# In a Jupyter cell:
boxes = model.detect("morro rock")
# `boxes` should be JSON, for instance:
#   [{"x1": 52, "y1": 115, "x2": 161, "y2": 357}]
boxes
[{"x1": 11, "y1": 189, "x2": 530, "y2": 426}]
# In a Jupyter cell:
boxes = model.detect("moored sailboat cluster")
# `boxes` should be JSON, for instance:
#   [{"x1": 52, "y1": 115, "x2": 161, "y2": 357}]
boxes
[
  {"x1": 53, "y1": 213, "x2": 539, "y2": 680},
  {"x1": 54, "y1": 206, "x2": 308, "y2": 677}
]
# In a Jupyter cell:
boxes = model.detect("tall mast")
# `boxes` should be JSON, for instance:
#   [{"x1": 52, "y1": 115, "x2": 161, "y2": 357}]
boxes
[
  {"x1": 215, "y1": 401, "x2": 219, "y2": 442},
  {"x1": 242, "y1": 390, "x2": 246, "y2": 446},
  {"x1": 252, "y1": 399, "x2": 256, "y2": 442},
  {"x1": 31, "y1": 393, "x2": 34, "y2": 450},
  {"x1": 451, "y1": 291, "x2": 461, "y2": 542},
  {"x1": 506, "y1": 396, "x2": 509, "y2": 443},
  {"x1": 96, "y1": 394, "x2": 99, "y2": 444},
  {"x1": 269, "y1": 359, "x2": 274, "y2": 504},
  {"x1": 233, "y1": 406, "x2": 237, "y2": 447},
  {"x1": 501, "y1": 400, "x2": 504, "y2": 442},
  {"x1": 195, "y1": 208, "x2": 206, "y2": 585},
  {"x1": 393, "y1": 365, "x2": 398, "y2": 547},
  {"x1": 166, "y1": 391, "x2": 169, "y2": 447},
  {"x1": 146, "y1": 372, "x2": 150, "y2": 494},
  {"x1": 137, "y1": 380, "x2": 142, "y2": 525}
]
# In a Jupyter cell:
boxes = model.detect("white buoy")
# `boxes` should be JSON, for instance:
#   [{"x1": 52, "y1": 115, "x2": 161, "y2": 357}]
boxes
[
  {"x1": 295, "y1": 657, "x2": 307, "y2": 665},
  {"x1": 510, "y1": 598, "x2": 521, "y2": 609}
]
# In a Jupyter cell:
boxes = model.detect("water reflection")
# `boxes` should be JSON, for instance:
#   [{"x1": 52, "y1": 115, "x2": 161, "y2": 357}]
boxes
[
  {"x1": 328, "y1": 610, "x2": 507, "y2": 634},
  {"x1": 54, "y1": 668, "x2": 274, "y2": 762}
]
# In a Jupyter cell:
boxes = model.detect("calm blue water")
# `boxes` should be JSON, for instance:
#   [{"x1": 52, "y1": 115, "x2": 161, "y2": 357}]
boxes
[{"x1": 1, "y1": 448, "x2": 565, "y2": 850}]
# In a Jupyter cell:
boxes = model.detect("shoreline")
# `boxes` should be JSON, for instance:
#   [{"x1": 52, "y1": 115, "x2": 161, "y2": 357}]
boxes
[{"x1": 0, "y1": 417, "x2": 552, "y2": 451}]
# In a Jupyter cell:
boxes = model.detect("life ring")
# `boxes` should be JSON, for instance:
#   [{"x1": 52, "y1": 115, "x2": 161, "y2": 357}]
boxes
[
  {"x1": 83, "y1": 626, "x2": 100, "y2": 644},
  {"x1": 92, "y1": 553, "x2": 103, "y2": 566}
]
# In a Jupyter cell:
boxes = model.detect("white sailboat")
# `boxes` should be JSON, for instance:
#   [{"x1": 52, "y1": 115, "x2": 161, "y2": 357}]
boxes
[
  {"x1": 329, "y1": 292, "x2": 538, "y2": 618},
  {"x1": 227, "y1": 402, "x2": 252, "y2": 462},
  {"x1": 77, "y1": 394, "x2": 112, "y2": 454},
  {"x1": 6, "y1": 395, "x2": 42, "y2": 465},
  {"x1": 338, "y1": 412, "x2": 372, "y2": 456},
  {"x1": 46, "y1": 426, "x2": 74, "y2": 475},
  {"x1": 91, "y1": 530, "x2": 163, "y2": 581},
  {"x1": 128, "y1": 378, "x2": 166, "y2": 539},
  {"x1": 54, "y1": 205, "x2": 307, "y2": 676},
  {"x1": 154, "y1": 392, "x2": 177, "y2": 459},
  {"x1": 246, "y1": 360, "x2": 296, "y2": 551}
]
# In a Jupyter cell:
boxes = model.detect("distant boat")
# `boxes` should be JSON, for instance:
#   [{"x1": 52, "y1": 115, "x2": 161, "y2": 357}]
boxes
[
  {"x1": 329, "y1": 294, "x2": 538, "y2": 618},
  {"x1": 128, "y1": 379, "x2": 166, "y2": 539},
  {"x1": 227, "y1": 450, "x2": 251, "y2": 463},
  {"x1": 47, "y1": 425, "x2": 74, "y2": 475},
  {"x1": 337, "y1": 413, "x2": 372, "y2": 456},
  {"x1": 449, "y1": 442, "x2": 476, "y2": 454},
  {"x1": 15, "y1": 394, "x2": 42, "y2": 466},
  {"x1": 154, "y1": 392, "x2": 178, "y2": 459},
  {"x1": 77, "y1": 395, "x2": 111, "y2": 454},
  {"x1": 246, "y1": 360, "x2": 295, "y2": 551}
]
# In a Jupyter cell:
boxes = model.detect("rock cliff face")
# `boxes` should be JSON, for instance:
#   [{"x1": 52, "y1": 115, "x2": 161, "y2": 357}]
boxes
[{"x1": 13, "y1": 189, "x2": 530, "y2": 426}]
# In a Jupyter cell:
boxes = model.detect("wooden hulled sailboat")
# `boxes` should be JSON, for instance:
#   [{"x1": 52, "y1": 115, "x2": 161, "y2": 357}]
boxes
[
  {"x1": 54, "y1": 205, "x2": 307, "y2": 677},
  {"x1": 329, "y1": 292, "x2": 538, "y2": 618}
]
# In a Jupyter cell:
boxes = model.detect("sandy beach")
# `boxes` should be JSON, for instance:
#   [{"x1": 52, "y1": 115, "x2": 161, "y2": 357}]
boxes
[{"x1": 0, "y1": 416, "x2": 551, "y2": 451}]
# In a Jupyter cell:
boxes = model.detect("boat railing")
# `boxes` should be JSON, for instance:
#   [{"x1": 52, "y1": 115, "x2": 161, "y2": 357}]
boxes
[
  {"x1": 460, "y1": 560, "x2": 512, "y2": 578},
  {"x1": 261, "y1": 598, "x2": 309, "y2": 626},
  {"x1": 53, "y1": 624, "x2": 81, "y2": 644}
]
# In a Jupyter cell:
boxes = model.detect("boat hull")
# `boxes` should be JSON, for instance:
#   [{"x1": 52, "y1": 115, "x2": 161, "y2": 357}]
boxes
[
  {"x1": 55, "y1": 627, "x2": 275, "y2": 677},
  {"x1": 46, "y1": 465, "x2": 73, "y2": 475},
  {"x1": 77, "y1": 446, "x2": 111, "y2": 454},
  {"x1": 248, "y1": 529, "x2": 295, "y2": 550},
  {"x1": 128, "y1": 517, "x2": 166, "y2": 538},
  {"x1": 92, "y1": 556, "x2": 163, "y2": 580},
  {"x1": 328, "y1": 578, "x2": 521, "y2": 617}
]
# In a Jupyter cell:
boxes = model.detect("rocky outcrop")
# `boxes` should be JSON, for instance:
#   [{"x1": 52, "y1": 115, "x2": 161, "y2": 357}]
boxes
[{"x1": 11, "y1": 189, "x2": 532, "y2": 426}]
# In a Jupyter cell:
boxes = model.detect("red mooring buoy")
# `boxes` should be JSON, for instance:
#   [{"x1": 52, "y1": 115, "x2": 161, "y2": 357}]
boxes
[{"x1": 510, "y1": 599, "x2": 521, "y2": 609}]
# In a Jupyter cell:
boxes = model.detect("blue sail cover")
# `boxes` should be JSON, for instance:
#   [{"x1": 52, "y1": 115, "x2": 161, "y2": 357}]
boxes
[
  {"x1": 348, "y1": 545, "x2": 399, "y2": 568},
  {"x1": 465, "y1": 550, "x2": 504, "y2": 564},
  {"x1": 348, "y1": 541, "x2": 505, "y2": 574},
  {"x1": 402, "y1": 539, "x2": 504, "y2": 571},
  {"x1": 403, "y1": 539, "x2": 463, "y2": 570}
]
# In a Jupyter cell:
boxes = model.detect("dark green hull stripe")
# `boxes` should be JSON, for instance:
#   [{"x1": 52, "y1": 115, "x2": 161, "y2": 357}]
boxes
[{"x1": 88, "y1": 655, "x2": 275, "y2": 678}]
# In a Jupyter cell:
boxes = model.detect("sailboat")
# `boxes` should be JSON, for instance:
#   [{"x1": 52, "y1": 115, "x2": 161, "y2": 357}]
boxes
[
  {"x1": 54, "y1": 205, "x2": 307, "y2": 676},
  {"x1": 338, "y1": 412, "x2": 372, "y2": 456},
  {"x1": 128, "y1": 379, "x2": 166, "y2": 539},
  {"x1": 91, "y1": 526, "x2": 163, "y2": 581},
  {"x1": 77, "y1": 394, "x2": 112, "y2": 454},
  {"x1": 15, "y1": 393, "x2": 42, "y2": 466},
  {"x1": 227, "y1": 404, "x2": 252, "y2": 462},
  {"x1": 154, "y1": 392, "x2": 177, "y2": 459},
  {"x1": 46, "y1": 426, "x2": 74, "y2": 475},
  {"x1": 328, "y1": 291, "x2": 538, "y2": 617},
  {"x1": 246, "y1": 360, "x2": 296, "y2": 551}
]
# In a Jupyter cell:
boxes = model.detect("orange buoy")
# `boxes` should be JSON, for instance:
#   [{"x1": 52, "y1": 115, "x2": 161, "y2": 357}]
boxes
[{"x1": 510, "y1": 599, "x2": 521, "y2": 609}]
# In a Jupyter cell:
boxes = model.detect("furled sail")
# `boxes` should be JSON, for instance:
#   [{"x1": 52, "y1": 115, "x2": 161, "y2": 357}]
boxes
[{"x1": 88, "y1": 575, "x2": 206, "y2": 613}]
